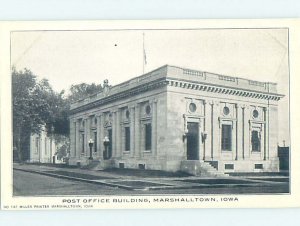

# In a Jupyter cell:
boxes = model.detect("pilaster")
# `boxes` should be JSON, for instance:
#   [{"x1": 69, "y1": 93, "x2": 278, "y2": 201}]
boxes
[
  {"x1": 134, "y1": 104, "x2": 140, "y2": 158},
  {"x1": 208, "y1": 100, "x2": 214, "y2": 160},
  {"x1": 240, "y1": 105, "x2": 246, "y2": 160},
  {"x1": 244, "y1": 105, "x2": 251, "y2": 159},
  {"x1": 112, "y1": 111, "x2": 117, "y2": 158},
  {"x1": 84, "y1": 116, "x2": 90, "y2": 157},
  {"x1": 263, "y1": 107, "x2": 271, "y2": 160},
  {"x1": 235, "y1": 104, "x2": 242, "y2": 160},
  {"x1": 77, "y1": 119, "x2": 82, "y2": 157},
  {"x1": 129, "y1": 105, "x2": 135, "y2": 157},
  {"x1": 203, "y1": 100, "x2": 210, "y2": 160},
  {"x1": 96, "y1": 113, "x2": 102, "y2": 159},
  {"x1": 212, "y1": 101, "x2": 220, "y2": 160},
  {"x1": 115, "y1": 109, "x2": 121, "y2": 158},
  {"x1": 151, "y1": 99, "x2": 157, "y2": 158}
]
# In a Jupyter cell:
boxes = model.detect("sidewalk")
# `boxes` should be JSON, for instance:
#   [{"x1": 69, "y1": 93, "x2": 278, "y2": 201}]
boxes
[
  {"x1": 13, "y1": 163, "x2": 289, "y2": 191},
  {"x1": 14, "y1": 163, "x2": 197, "y2": 190},
  {"x1": 13, "y1": 163, "x2": 194, "y2": 180}
]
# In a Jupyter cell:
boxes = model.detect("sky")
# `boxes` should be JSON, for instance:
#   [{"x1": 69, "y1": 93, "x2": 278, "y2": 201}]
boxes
[{"x1": 10, "y1": 29, "x2": 289, "y2": 145}]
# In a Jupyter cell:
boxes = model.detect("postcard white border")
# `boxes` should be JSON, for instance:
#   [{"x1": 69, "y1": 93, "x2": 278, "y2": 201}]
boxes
[{"x1": 1, "y1": 19, "x2": 300, "y2": 210}]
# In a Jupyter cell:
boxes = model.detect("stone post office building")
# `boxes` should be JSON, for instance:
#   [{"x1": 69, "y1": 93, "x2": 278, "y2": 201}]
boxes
[{"x1": 69, "y1": 65, "x2": 284, "y2": 175}]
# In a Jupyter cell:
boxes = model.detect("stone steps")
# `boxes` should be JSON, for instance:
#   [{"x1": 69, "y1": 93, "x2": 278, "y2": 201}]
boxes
[
  {"x1": 83, "y1": 160, "x2": 101, "y2": 170},
  {"x1": 180, "y1": 160, "x2": 228, "y2": 177}
]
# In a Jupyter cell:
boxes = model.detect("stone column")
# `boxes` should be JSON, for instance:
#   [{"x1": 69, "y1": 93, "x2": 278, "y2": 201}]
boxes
[
  {"x1": 263, "y1": 107, "x2": 268, "y2": 160},
  {"x1": 240, "y1": 105, "x2": 246, "y2": 160},
  {"x1": 96, "y1": 114, "x2": 102, "y2": 159},
  {"x1": 202, "y1": 100, "x2": 208, "y2": 160},
  {"x1": 235, "y1": 104, "x2": 244, "y2": 160},
  {"x1": 115, "y1": 109, "x2": 121, "y2": 158},
  {"x1": 76, "y1": 120, "x2": 81, "y2": 158},
  {"x1": 84, "y1": 116, "x2": 90, "y2": 157},
  {"x1": 151, "y1": 99, "x2": 157, "y2": 158},
  {"x1": 112, "y1": 111, "x2": 117, "y2": 158},
  {"x1": 130, "y1": 106, "x2": 135, "y2": 157},
  {"x1": 100, "y1": 113, "x2": 106, "y2": 159},
  {"x1": 235, "y1": 104, "x2": 241, "y2": 160},
  {"x1": 208, "y1": 101, "x2": 214, "y2": 160},
  {"x1": 183, "y1": 114, "x2": 187, "y2": 159},
  {"x1": 244, "y1": 106, "x2": 250, "y2": 159},
  {"x1": 198, "y1": 118, "x2": 203, "y2": 160},
  {"x1": 212, "y1": 101, "x2": 221, "y2": 160},
  {"x1": 134, "y1": 104, "x2": 140, "y2": 158},
  {"x1": 230, "y1": 104, "x2": 237, "y2": 160}
]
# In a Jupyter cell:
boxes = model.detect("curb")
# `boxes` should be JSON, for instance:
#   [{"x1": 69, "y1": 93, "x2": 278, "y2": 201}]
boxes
[{"x1": 14, "y1": 168, "x2": 135, "y2": 190}]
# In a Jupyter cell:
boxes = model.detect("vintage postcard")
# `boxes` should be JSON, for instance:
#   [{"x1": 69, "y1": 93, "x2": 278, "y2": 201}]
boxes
[{"x1": 0, "y1": 19, "x2": 299, "y2": 210}]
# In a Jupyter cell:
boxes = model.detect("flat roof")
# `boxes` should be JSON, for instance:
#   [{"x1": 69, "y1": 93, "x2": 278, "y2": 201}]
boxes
[{"x1": 70, "y1": 65, "x2": 281, "y2": 110}]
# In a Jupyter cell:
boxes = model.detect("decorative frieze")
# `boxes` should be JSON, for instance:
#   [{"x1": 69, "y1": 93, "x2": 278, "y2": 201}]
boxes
[{"x1": 70, "y1": 65, "x2": 283, "y2": 115}]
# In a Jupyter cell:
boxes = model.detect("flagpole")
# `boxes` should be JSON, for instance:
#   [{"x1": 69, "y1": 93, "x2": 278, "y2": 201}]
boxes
[{"x1": 142, "y1": 32, "x2": 145, "y2": 74}]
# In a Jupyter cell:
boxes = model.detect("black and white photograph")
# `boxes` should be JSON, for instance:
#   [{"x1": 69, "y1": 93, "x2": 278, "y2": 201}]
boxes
[
  {"x1": 10, "y1": 26, "x2": 290, "y2": 198},
  {"x1": 1, "y1": 19, "x2": 299, "y2": 211}
]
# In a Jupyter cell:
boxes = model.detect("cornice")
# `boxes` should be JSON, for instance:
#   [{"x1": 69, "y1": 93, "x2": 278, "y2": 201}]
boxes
[
  {"x1": 70, "y1": 78, "x2": 167, "y2": 114},
  {"x1": 166, "y1": 78, "x2": 284, "y2": 101},
  {"x1": 70, "y1": 76, "x2": 284, "y2": 115}
]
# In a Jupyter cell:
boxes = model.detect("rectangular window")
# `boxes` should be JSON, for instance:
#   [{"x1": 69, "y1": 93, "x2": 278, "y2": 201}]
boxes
[
  {"x1": 145, "y1": 123, "x2": 152, "y2": 151},
  {"x1": 255, "y1": 164, "x2": 263, "y2": 169},
  {"x1": 81, "y1": 133, "x2": 85, "y2": 153},
  {"x1": 119, "y1": 163, "x2": 125, "y2": 168},
  {"x1": 125, "y1": 127, "x2": 130, "y2": 151},
  {"x1": 139, "y1": 164, "x2": 145, "y2": 170},
  {"x1": 225, "y1": 164, "x2": 234, "y2": 170},
  {"x1": 251, "y1": 130, "x2": 261, "y2": 152},
  {"x1": 221, "y1": 124, "x2": 232, "y2": 151}
]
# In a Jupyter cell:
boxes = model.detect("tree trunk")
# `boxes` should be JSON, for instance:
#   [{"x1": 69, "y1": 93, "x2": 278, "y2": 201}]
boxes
[{"x1": 17, "y1": 126, "x2": 23, "y2": 163}]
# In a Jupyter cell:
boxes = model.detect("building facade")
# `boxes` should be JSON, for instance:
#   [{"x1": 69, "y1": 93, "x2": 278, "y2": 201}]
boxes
[
  {"x1": 29, "y1": 127, "x2": 56, "y2": 163},
  {"x1": 69, "y1": 65, "x2": 284, "y2": 175}
]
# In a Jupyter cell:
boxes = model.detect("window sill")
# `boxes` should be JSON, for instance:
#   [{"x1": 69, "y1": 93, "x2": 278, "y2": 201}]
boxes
[{"x1": 251, "y1": 151, "x2": 261, "y2": 153}]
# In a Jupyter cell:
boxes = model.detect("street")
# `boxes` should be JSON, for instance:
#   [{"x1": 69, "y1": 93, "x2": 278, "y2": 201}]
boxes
[
  {"x1": 13, "y1": 170, "x2": 125, "y2": 196},
  {"x1": 13, "y1": 165, "x2": 290, "y2": 196}
]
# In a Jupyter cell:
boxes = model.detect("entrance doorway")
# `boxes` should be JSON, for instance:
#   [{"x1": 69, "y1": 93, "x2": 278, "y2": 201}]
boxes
[{"x1": 186, "y1": 122, "x2": 199, "y2": 160}]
